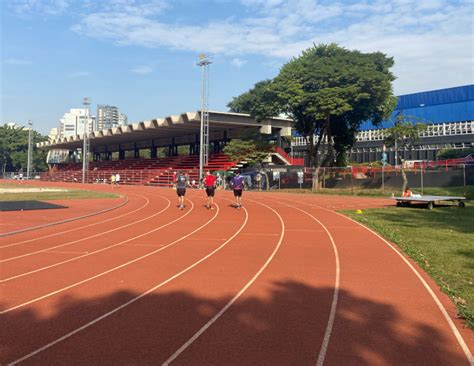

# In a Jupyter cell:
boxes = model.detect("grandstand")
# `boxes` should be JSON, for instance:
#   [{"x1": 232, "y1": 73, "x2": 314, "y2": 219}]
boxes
[{"x1": 38, "y1": 111, "x2": 294, "y2": 185}]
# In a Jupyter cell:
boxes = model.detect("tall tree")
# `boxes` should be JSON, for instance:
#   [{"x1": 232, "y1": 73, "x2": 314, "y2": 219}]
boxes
[
  {"x1": 384, "y1": 114, "x2": 427, "y2": 191},
  {"x1": 0, "y1": 124, "x2": 48, "y2": 173},
  {"x1": 228, "y1": 43, "x2": 397, "y2": 189}
]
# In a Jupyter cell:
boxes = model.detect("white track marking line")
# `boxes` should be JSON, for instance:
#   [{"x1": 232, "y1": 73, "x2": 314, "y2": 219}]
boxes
[
  {"x1": 7, "y1": 204, "x2": 249, "y2": 365},
  {"x1": 1, "y1": 197, "x2": 219, "y2": 313},
  {"x1": 286, "y1": 196, "x2": 473, "y2": 364},
  {"x1": 1, "y1": 195, "x2": 169, "y2": 263},
  {"x1": 0, "y1": 194, "x2": 129, "y2": 238},
  {"x1": 45, "y1": 251, "x2": 89, "y2": 255},
  {"x1": 0, "y1": 193, "x2": 148, "y2": 248},
  {"x1": 0, "y1": 197, "x2": 180, "y2": 283},
  {"x1": 266, "y1": 198, "x2": 340, "y2": 366},
  {"x1": 162, "y1": 199, "x2": 284, "y2": 366}
]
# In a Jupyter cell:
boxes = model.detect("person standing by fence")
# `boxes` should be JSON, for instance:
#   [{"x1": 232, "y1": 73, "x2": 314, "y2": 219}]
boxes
[
  {"x1": 203, "y1": 171, "x2": 217, "y2": 210},
  {"x1": 231, "y1": 171, "x2": 245, "y2": 209}
]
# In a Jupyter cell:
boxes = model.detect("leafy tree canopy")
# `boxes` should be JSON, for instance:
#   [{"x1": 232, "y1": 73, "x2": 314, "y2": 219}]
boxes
[
  {"x1": 227, "y1": 43, "x2": 397, "y2": 169},
  {"x1": 0, "y1": 124, "x2": 48, "y2": 172}
]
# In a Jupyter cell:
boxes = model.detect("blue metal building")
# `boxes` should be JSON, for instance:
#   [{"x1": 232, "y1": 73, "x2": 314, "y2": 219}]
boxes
[{"x1": 360, "y1": 84, "x2": 474, "y2": 130}]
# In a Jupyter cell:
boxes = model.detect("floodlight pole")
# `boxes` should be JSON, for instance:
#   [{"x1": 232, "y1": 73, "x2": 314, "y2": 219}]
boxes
[
  {"x1": 82, "y1": 97, "x2": 91, "y2": 183},
  {"x1": 197, "y1": 54, "x2": 212, "y2": 184},
  {"x1": 27, "y1": 120, "x2": 33, "y2": 179}
]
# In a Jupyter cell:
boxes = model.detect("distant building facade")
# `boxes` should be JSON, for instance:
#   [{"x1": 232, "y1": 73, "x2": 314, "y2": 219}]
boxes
[
  {"x1": 59, "y1": 108, "x2": 94, "y2": 138},
  {"x1": 96, "y1": 105, "x2": 128, "y2": 130},
  {"x1": 291, "y1": 85, "x2": 474, "y2": 164}
]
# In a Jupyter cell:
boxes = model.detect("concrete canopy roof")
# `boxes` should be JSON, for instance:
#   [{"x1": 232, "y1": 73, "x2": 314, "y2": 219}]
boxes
[{"x1": 38, "y1": 111, "x2": 293, "y2": 151}]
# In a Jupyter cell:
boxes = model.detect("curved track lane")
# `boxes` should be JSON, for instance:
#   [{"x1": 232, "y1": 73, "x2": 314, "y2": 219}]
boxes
[{"x1": 0, "y1": 185, "x2": 471, "y2": 365}]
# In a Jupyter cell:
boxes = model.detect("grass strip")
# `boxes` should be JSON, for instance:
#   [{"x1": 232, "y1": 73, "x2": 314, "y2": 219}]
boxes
[
  {"x1": 344, "y1": 204, "x2": 474, "y2": 329},
  {"x1": 272, "y1": 185, "x2": 474, "y2": 199},
  {"x1": 0, "y1": 189, "x2": 118, "y2": 201}
]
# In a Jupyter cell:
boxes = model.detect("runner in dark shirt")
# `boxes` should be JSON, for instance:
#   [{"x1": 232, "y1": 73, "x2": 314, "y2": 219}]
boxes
[
  {"x1": 175, "y1": 171, "x2": 188, "y2": 210},
  {"x1": 203, "y1": 171, "x2": 217, "y2": 210},
  {"x1": 231, "y1": 171, "x2": 245, "y2": 208}
]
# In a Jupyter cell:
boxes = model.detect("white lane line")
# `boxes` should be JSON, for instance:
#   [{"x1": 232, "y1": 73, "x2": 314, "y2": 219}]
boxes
[
  {"x1": 7, "y1": 204, "x2": 249, "y2": 365},
  {"x1": 268, "y1": 198, "x2": 340, "y2": 366},
  {"x1": 0, "y1": 193, "x2": 148, "y2": 248},
  {"x1": 0, "y1": 194, "x2": 129, "y2": 238},
  {"x1": 1, "y1": 197, "x2": 217, "y2": 313},
  {"x1": 162, "y1": 200, "x2": 284, "y2": 366},
  {"x1": 0, "y1": 197, "x2": 178, "y2": 284},
  {"x1": 1, "y1": 195, "x2": 169, "y2": 263},
  {"x1": 45, "y1": 251, "x2": 89, "y2": 255},
  {"x1": 286, "y1": 196, "x2": 473, "y2": 365}
]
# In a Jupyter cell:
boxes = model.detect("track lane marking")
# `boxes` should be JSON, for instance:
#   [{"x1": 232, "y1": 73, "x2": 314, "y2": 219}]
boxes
[
  {"x1": 0, "y1": 194, "x2": 129, "y2": 238},
  {"x1": 0, "y1": 193, "x2": 149, "y2": 248},
  {"x1": 263, "y1": 197, "x2": 340, "y2": 366},
  {"x1": 0, "y1": 196, "x2": 180, "y2": 284},
  {"x1": 7, "y1": 202, "x2": 249, "y2": 365},
  {"x1": 162, "y1": 199, "x2": 284, "y2": 366},
  {"x1": 280, "y1": 195, "x2": 473, "y2": 365},
  {"x1": 1, "y1": 194, "x2": 170, "y2": 263}
]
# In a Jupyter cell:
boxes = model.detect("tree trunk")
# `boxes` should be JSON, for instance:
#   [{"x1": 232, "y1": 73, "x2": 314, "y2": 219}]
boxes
[
  {"x1": 400, "y1": 165, "x2": 408, "y2": 193},
  {"x1": 312, "y1": 166, "x2": 320, "y2": 191}
]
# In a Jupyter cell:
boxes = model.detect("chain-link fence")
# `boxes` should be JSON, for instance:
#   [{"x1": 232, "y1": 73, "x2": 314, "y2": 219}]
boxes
[{"x1": 6, "y1": 163, "x2": 472, "y2": 195}]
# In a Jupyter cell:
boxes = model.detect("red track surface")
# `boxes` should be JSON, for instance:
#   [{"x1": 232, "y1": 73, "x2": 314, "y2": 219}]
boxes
[{"x1": 1, "y1": 182, "x2": 472, "y2": 365}]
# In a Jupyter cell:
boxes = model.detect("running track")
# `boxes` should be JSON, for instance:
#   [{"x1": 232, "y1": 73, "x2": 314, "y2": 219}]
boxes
[{"x1": 1, "y1": 181, "x2": 472, "y2": 365}]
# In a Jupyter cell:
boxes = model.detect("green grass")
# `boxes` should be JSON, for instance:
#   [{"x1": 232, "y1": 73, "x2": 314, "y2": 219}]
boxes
[
  {"x1": 344, "y1": 204, "x2": 474, "y2": 329},
  {"x1": 274, "y1": 185, "x2": 474, "y2": 199},
  {"x1": 0, "y1": 184, "x2": 118, "y2": 201}
]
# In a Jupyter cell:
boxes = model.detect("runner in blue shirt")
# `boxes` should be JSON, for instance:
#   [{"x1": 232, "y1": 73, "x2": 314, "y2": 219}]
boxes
[{"x1": 231, "y1": 171, "x2": 245, "y2": 209}]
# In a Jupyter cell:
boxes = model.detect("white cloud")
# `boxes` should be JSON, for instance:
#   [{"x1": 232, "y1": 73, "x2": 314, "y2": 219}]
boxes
[
  {"x1": 68, "y1": 71, "x2": 91, "y2": 78},
  {"x1": 9, "y1": 0, "x2": 70, "y2": 16},
  {"x1": 68, "y1": 0, "x2": 473, "y2": 93},
  {"x1": 231, "y1": 58, "x2": 247, "y2": 68},
  {"x1": 131, "y1": 65, "x2": 153, "y2": 75},
  {"x1": 3, "y1": 58, "x2": 32, "y2": 65}
]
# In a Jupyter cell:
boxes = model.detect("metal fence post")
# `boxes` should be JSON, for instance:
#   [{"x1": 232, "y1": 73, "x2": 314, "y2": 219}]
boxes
[
  {"x1": 350, "y1": 166, "x2": 354, "y2": 195},
  {"x1": 420, "y1": 164, "x2": 424, "y2": 195},
  {"x1": 463, "y1": 164, "x2": 466, "y2": 197}
]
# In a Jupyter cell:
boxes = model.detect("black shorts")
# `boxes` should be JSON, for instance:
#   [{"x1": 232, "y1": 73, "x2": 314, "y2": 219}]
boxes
[
  {"x1": 176, "y1": 188, "x2": 186, "y2": 197},
  {"x1": 233, "y1": 189, "x2": 243, "y2": 197},
  {"x1": 205, "y1": 187, "x2": 215, "y2": 197}
]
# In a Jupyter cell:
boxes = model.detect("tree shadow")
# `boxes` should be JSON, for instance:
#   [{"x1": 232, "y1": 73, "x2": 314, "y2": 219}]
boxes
[
  {"x1": 1, "y1": 280, "x2": 468, "y2": 365},
  {"x1": 379, "y1": 205, "x2": 474, "y2": 234},
  {"x1": 457, "y1": 249, "x2": 474, "y2": 269}
]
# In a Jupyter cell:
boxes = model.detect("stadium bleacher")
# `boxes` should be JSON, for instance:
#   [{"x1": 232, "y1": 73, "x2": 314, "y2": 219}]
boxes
[{"x1": 40, "y1": 154, "x2": 237, "y2": 186}]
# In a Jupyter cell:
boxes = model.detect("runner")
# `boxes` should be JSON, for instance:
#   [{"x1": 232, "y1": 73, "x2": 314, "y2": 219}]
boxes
[
  {"x1": 110, "y1": 173, "x2": 116, "y2": 187},
  {"x1": 115, "y1": 173, "x2": 120, "y2": 187},
  {"x1": 175, "y1": 170, "x2": 188, "y2": 210},
  {"x1": 203, "y1": 171, "x2": 217, "y2": 210},
  {"x1": 231, "y1": 170, "x2": 245, "y2": 208}
]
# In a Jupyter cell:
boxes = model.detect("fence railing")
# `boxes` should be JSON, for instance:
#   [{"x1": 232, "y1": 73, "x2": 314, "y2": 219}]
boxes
[{"x1": 5, "y1": 162, "x2": 472, "y2": 195}]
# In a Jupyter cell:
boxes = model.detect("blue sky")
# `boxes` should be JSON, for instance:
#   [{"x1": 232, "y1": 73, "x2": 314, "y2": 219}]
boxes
[{"x1": 1, "y1": 0, "x2": 473, "y2": 134}]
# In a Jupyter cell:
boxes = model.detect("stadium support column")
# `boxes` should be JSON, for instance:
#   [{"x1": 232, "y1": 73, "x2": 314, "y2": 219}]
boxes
[
  {"x1": 197, "y1": 53, "x2": 212, "y2": 182},
  {"x1": 119, "y1": 145, "x2": 125, "y2": 160},
  {"x1": 151, "y1": 147, "x2": 157, "y2": 159}
]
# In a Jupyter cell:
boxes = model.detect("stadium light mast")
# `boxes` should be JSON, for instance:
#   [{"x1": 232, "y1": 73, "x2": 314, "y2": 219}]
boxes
[
  {"x1": 82, "y1": 97, "x2": 91, "y2": 183},
  {"x1": 197, "y1": 53, "x2": 212, "y2": 183},
  {"x1": 26, "y1": 120, "x2": 33, "y2": 179}
]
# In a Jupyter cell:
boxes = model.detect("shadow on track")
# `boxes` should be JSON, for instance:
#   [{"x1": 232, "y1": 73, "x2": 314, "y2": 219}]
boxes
[{"x1": 1, "y1": 281, "x2": 467, "y2": 365}]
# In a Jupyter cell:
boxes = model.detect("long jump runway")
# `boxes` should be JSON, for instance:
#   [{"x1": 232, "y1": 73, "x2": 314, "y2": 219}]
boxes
[{"x1": 1, "y1": 183, "x2": 472, "y2": 365}]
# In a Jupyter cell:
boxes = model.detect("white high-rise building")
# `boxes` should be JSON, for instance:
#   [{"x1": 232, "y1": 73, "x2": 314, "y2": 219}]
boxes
[
  {"x1": 96, "y1": 105, "x2": 121, "y2": 130},
  {"x1": 118, "y1": 112, "x2": 128, "y2": 126},
  {"x1": 59, "y1": 108, "x2": 94, "y2": 138}
]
